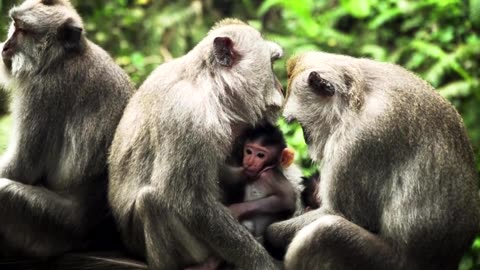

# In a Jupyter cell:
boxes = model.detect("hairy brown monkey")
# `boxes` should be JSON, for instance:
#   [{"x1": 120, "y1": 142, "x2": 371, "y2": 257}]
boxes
[
  {"x1": 222, "y1": 123, "x2": 299, "y2": 242},
  {"x1": 0, "y1": 0, "x2": 134, "y2": 258},
  {"x1": 108, "y1": 19, "x2": 284, "y2": 270},
  {"x1": 265, "y1": 52, "x2": 480, "y2": 270}
]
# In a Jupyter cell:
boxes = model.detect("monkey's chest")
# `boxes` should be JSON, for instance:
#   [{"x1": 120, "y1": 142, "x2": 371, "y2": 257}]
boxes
[{"x1": 244, "y1": 182, "x2": 272, "y2": 201}]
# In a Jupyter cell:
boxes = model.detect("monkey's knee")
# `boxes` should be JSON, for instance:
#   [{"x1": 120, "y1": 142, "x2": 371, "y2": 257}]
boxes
[
  {"x1": 284, "y1": 215, "x2": 342, "y2": 269},
  {"x1": 285, "y1": 215, "x2": 394, "y2": 270},
  {"x1": 0, "y1": 178, "x2": 14, "y2": 190},
  {"x1": 134, "y1": 187, "x2": 164, "y2": 218}
]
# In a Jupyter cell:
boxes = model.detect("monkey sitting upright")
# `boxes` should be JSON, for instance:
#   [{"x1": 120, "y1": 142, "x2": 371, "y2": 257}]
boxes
[
  {"x1": 0, "y1": 0, "x2": 134, "y2": 258},
  {"x1": 108, "y1": 18, "x2": 284, "y2": 270},
  {"x1": 222, "y1": 123, "x2": 300, "y2": 243},
  {"x1": 265, "y1": 52, "x2": 480, "y2": 270}
]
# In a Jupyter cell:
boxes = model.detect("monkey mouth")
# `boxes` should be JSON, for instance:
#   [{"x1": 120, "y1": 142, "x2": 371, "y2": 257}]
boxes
[
  {"x1": 244, "y1": 169, "x2": 259, "y2": 178},
  {"x1": 2, "y1": 59, "x2": 12, "y2": 71},
  {"x1": 2, "y1": 54, "x2": 13, "y2": 70}
]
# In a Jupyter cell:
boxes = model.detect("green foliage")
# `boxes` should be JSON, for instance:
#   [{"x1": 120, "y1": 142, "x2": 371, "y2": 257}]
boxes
[{"x1": 0, "y1": 1, "x2": 479, "y2": 268}]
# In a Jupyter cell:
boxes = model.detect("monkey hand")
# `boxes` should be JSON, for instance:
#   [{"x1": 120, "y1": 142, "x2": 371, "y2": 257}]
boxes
[{"x1": 228, "y1": 203, "x2": 249, "y2": 220}]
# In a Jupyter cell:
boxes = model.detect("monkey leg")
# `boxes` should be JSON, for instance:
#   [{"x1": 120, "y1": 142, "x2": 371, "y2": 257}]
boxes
[
  {"x1": 130, "y1": 188, "x2": 212, "y2": 270},
  {"x1": 0, "y1": 178, "x2": 90, "y2": 257},
  {"x1": 284, "y1": 215, "x2": 396, "y2": 270},
  {"x1": 265, "y1": 208, "x2": 329, "y2": 257}
]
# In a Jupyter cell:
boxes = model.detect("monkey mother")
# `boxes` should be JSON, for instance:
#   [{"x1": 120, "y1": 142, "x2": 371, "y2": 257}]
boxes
[
  {"x1": 266, "y1": 52, "x2": 480, "y2": 270},
  {"x1": 108, "y1": 19, "x2": 284, "y2": 270}
]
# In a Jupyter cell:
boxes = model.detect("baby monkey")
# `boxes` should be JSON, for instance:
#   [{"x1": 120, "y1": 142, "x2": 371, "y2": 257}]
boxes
[
  {"x1": 190, "y1": 124, "x2": 300, "y2": 270},
  {"x1": 223, "y1": 123, "x2": 298, "y2": 242}
]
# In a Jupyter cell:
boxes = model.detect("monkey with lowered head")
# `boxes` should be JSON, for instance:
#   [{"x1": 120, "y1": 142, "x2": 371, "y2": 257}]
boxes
[
  {"x1": 265, "y1": 52, "x2": 480, "y2": 270},
  {"x1": 221, "y1": 123, "x2": 300, "y2": 243},
  {"x1": 0, "y1": 0, "x2": 134, "y2": 258},
  {"x1": 108, "y1": 19, "x2": 284, "y2": 270}
]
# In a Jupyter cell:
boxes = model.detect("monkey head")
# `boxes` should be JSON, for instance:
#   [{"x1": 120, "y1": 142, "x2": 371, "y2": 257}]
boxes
[
  {"x1": 241, "y1": 123, "x2": 295, "y2": 178},
  {"x1": 1, "y1": 0, "x2": 84, "y2": 79},
  {"x1": 283, "y1": 52, "x2": 365, "y2": 161},
  {"x1": 204, "y1": 19, "x2": 285, "y2": 127}
]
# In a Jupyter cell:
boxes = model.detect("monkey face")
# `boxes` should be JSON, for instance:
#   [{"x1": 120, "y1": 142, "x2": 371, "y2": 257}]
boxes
[
  {"x1": 242, "y1": 141, "x2": 276, "y2": 178},
  {"x1": 2, "y1": 0, "x2": 84, "y2": 77}
]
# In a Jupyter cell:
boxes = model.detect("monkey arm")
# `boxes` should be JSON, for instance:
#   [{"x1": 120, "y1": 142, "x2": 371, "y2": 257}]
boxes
[
  {"x1": 0, "y1": 120, "x2": 46, "y2": 185},
  {"x1": 265, "y1": 207, "x2": 332, "y2": 251},
  {"x1": 187, "y1": 199, "x2": 276, "y2": 269},
  {"x1": 229, "y1": 194, "x2": 295, "y2": 220},
  {"x1": 171, "y1": 140, "x2": 276, "y2": 269},
  {"x1": 0, "y1": 179, "x2": 88, "y2": 256},
  {"x1": 218, "y1": 165, "x2": 247, "y2": 186}
]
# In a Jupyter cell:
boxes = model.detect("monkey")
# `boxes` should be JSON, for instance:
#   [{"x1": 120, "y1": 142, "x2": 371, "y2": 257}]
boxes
[
  {"x1": 264, "y1": 52, "x2": 480, "y2": 270},
  {"x1": 221, "y1": 123, "x2": 300, "y2": 243},
  {"x1": 0, "y1": 0, "x2": 134, "y2": 258},
  {"x1": 299, "y1": 173, "x2": 320, "y2": 212},
  {"x1": 108, "y1": 19, "x2": 284, "y2": 270}
]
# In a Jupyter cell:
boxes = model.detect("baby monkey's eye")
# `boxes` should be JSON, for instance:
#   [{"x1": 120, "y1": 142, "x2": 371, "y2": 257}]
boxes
[{"x1": 257, "y1": 153, "x2": 265, "y2": 159}]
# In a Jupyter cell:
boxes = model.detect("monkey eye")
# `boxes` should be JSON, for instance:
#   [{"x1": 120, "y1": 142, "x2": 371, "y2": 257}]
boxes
[
  {"x1": 245, "y1": 149, "x2": 253, "y2": 155},
  {"x1": 13, "y1": 20, "x2": 28, "y2": 34},
  {"x1": 308, "y1": 71, "x2": 335, "y2": 97},
  {"x1": 257, "y1": 153, "x2": 265, "y2": 159}
]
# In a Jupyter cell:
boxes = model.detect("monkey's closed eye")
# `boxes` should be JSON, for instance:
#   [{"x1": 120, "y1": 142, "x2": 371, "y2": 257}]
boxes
[
  {"x1": 308, "y1": 71, "x2": 335, "y2": 97},
  {"x1": 13, "y1": 20, "x2": 27, "y2": 33}
]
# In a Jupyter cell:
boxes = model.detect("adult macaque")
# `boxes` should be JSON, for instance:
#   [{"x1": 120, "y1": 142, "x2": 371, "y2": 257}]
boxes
[
  {"x1": 265, "y1": 52, "x2": 480, "y2": 269},
  {"x1": 108, "y1": 19, "x2": 284, "y2": 270},
  {"x1": 222, "y1": 123, "x2": 299, "y2": 243},
  {"x1": 0, "y1": 0, "x2": 134, "y2": 257}
]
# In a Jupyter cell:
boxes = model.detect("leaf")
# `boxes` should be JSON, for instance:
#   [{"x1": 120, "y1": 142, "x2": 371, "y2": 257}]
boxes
[
  {"x1": 368, "y1": 8, "x2": 402, "y2": 29},
  {"x1": 258, "y1": 0, "x2": 284, "y2": 16},
  {"x1": 340, "y1": 0, "x2": 372, "y2": 18},
  {"x1": 361, "y1": 44, "x2": 387, "y2": 61},
  {"x1": 437, "y1": 81, "x2": 473, "y2": 99},
  {"x1": 470, "y1": 0, "x2": 480, "y2": 28},
  {"x1": 410, "y1": 40, "x2": 447, "y2": 59}
]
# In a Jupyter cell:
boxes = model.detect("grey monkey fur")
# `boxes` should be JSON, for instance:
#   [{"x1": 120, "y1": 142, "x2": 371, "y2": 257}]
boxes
[
  {"x1": 0, "y1": 0, "x2": 134, "y2": 257},
  {"x1": 108, "y1": 19, "x2": 284, "y2": 269},
  {"x1": 266, "y1": 52, "x2": 480, "y2": 270}
]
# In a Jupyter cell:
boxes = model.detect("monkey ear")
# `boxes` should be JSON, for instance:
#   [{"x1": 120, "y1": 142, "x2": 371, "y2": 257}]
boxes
[
  {"x1": 308, "y1": 71, "x2": 335, "y2": 97},
  {"x1": 213, "y1": 37, "x2": 235, "y2": 67},
  {"x1": 58, "y1": 20, "x2": 84, "y2": 52},
  {"x1": 280, "y1": 148, "x2": 295, "y2": 168}
]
